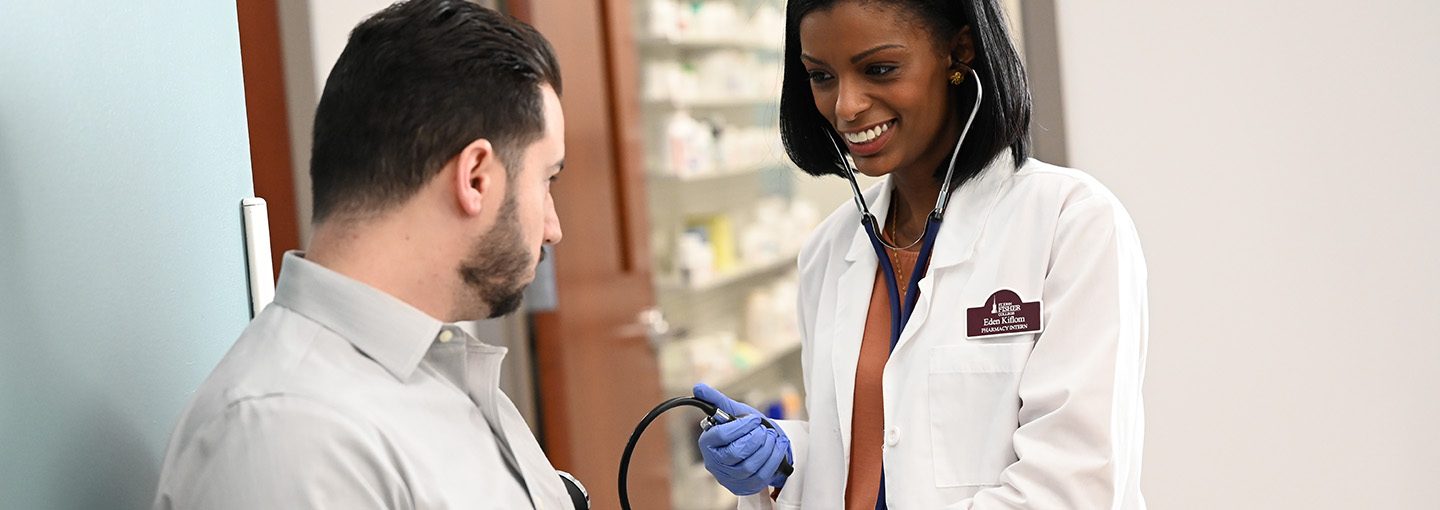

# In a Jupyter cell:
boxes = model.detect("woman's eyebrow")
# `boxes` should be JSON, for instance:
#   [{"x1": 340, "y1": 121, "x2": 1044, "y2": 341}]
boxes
[
  {"x1": 801, "y1": 43, "x2": 907, "y2": 66},
  {"x1": 848, "y1": 43, "x2": 906, "y2": 64}
]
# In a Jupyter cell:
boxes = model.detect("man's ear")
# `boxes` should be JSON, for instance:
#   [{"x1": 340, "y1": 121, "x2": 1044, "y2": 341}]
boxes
[
  {"x1": 950, "y1": 25, "x2": 976, "y2": 68},
  {"x1": 452, "y1": 138, "x2": 504, "y2": 217}
]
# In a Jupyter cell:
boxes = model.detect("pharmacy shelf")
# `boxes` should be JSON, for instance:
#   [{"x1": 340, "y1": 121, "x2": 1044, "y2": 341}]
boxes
[
  {"x1": 647, "y1": 162, "x2": 780, "y2": 183},
  {"x1": 638, "y1": 36, "x2": 781, "y2": 53},
  {"x1": 715, "y1": 339, "x2": 801, "y2": 395},
  {"x1": 671, "y1": 462, "x2": 739, "y2": 510},
  {"x1": 642, "y1": 96, "x2": 775, "y2": 110},
  {"x1": 662, "y1": 337, "x2": 801, "y2": 396},
  {"x1": 676, "y1": 491, "x2": 736, "y2": 510},
  {"x1": 656, "y1": 252, "x2": 797, "y2": 295}
]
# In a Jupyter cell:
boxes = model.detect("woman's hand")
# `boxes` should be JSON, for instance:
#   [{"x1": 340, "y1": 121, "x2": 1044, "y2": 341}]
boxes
[{"x1": 694, "y1": 384, "x2": 792, "y2": 495}]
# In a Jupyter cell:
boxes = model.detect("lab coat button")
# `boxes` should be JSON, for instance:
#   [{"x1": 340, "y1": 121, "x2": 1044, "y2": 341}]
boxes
[
  {"x1": 438, "y1": 329, "x2": 455, "y2": 343},
  {"x1": 884, "y1": 427, "x2": 899, "y2": 446}
]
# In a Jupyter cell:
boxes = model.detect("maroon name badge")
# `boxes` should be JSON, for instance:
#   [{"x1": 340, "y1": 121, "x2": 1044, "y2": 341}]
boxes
[{"x1": 967, "y1": 289, "x2": 1043, "y2": 338}]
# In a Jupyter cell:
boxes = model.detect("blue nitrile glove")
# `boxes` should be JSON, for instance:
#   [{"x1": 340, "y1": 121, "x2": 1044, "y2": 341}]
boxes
[{"x1": 694, "y1": 383, "x2": 792, "y2": 495}]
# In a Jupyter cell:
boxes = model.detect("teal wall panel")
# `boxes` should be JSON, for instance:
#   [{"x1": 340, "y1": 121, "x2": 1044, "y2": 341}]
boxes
[{"x1": 0, "y1": 2, "x2": 256, "y2": 508}]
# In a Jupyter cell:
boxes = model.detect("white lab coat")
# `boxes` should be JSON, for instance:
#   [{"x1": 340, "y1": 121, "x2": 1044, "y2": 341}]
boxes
[{"x1": 741, "y1": 154, "x2": 1148, "y2": 509}]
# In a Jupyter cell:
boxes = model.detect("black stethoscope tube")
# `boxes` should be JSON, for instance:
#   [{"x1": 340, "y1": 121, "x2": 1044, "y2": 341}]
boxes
[
  {"x1": 833, "y1": 67, "x2": 982, "y2": 510},
  {"x1": 832, "y1": 67, "x2": 981, "y2": 348},
  {"x1": 619, "y1": 396, "x2": 795, "y2": 510},
  {"x1": 861, "y1": 214, "x2": 942, "y2": 349}
]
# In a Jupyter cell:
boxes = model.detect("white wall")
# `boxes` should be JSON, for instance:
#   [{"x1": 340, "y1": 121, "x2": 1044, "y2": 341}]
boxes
[{"x1": 1052, "y1": 2, "x2": 1440, "y2": 508}]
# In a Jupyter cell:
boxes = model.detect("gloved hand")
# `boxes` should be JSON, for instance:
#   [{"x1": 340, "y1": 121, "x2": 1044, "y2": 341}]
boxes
[{"x1": 694, "y1": 383, "x2": 792, "y2": 495}]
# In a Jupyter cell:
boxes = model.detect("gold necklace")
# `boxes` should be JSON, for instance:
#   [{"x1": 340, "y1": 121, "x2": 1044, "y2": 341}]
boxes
[{"x1": 888, "y1": 212, "x2": 908, "y2": 299}]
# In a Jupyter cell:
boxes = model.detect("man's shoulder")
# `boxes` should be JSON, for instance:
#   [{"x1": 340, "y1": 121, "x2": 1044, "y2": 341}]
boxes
[
  {"x1": 153, "y1": 384, "x2": 400, "y2": 509},
  {"x1": 176, "y1": 305, "x2": 386, "y2": 430}
]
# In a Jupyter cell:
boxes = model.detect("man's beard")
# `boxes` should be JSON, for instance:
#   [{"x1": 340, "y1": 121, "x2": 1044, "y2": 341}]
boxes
[{"x1": 456, "y1": 192, "x2": 534, "y2": 320}]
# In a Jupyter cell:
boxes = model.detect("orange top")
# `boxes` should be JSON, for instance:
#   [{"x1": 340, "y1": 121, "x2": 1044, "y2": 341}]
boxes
[{"x1": 844, "y1": 246, "x2": 920, "y2": 510}]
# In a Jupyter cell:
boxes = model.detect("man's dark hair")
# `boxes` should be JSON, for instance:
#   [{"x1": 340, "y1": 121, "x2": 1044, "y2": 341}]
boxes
[
  {"x1": 309, "y1": 0, "x2": 562, "y2": 223},
  {"x1": 779, "y1": 0, "x2": 1030, "y2": 186}
]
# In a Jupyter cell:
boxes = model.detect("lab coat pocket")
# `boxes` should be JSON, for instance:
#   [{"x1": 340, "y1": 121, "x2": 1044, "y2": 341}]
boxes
[{"x1": 927, "y1": 341, "x2": 1031, "y2": 487}]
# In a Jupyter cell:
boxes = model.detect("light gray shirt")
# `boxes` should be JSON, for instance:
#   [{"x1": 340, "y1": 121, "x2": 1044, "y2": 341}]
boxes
[{"x1": 154, "y1": 252, "x2": 568, "y2": 509}]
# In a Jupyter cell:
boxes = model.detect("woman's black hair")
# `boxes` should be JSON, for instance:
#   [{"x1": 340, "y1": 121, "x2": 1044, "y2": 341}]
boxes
[{"x1": 778, "y1": 0, "x2": 1031, "y2": 185}]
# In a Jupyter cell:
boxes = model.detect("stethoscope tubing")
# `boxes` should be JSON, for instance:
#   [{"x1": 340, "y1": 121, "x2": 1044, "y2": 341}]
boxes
[
  {"x1": 829, "y1": 67, "x2": 982, "y2": 349},
  {"x1": 830, "y1": 68, "x2": 981, "y2": 510},
  {"x1": 861, "y1": 217, "x2": 942, "y2": 349}
]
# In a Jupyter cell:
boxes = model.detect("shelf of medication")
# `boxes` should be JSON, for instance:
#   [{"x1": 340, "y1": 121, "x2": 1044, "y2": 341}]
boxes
[
  {"x1": 645, "y1": 112, "x2": 783, "y2": 181},
  {"x1": 639, "y1": 48, "x2": 780, "y2": 109},
  {"x1": 637, "y1": 36, "x2": 781, "y2": 53},
  {"x1": 671, "y1": 461, "x2": 738, "y2": 510},
  {"x1": 647, "y1": 162, "x2": 773, "y2": 183},
  {"x1": 642, "y1": 96, "x2": 776, "y2": 110},
  {"x1": 655, "y1": 251, "x2": 796, "y2": 295},
  {"x1": 681, "y1": 337, "x2": 801, "y2": 397},
  {"x1": 657, "y1": 272, "x2": 804, "y2": 392},
  {"x1": 640, "y1": 0, "x2": 785, "y2": 51}
]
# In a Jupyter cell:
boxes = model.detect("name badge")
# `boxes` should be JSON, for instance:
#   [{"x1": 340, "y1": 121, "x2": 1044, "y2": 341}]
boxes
[{"x1": 967, "y1": 289, "x2": 1043, "y2": 338}]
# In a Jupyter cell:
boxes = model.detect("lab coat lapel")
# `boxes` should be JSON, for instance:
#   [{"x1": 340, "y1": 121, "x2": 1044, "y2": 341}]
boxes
[
  {"x1": 925, "y1": 152, "x2": 1015, "y2": 272},
  {"x1": 833, "y1": 179, "x2": 891, "y2": 460},
  {"x1": 890, "y1": 154, "x2": 1015, "y2": 356}
]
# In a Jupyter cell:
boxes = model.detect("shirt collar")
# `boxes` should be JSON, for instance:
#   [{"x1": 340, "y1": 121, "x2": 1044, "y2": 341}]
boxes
[{"x1": 271, "y1": 251, "x2": 443, "y2": 381}]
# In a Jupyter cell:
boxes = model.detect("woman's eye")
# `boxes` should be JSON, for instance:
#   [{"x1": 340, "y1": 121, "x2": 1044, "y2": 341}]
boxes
[
  {"x1": 866, "y1": 65, "x2": 897, "y2": 76},
  {"x1": 807, "y1": 70, "x2": 833, "y2": 83}
]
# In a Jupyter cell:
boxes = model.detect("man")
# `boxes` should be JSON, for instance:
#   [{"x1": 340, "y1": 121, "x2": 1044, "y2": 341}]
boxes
[{"x1": 153, "y1": 1, "x2": 573, "y2": 508}]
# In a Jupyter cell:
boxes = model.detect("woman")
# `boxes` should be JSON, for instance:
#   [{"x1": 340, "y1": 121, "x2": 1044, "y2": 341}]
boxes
[{"x1": 693, "y1": 0, "x2": 1148, "y2": 508}]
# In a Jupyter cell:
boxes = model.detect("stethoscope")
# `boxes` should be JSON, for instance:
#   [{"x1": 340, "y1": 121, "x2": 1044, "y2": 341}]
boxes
[
  {"x1": 829, "y1": 66, "x2": 982, "y2": 352},
  {"x1": 827, "y1": 66, "x2": 982, "y2": 510}
]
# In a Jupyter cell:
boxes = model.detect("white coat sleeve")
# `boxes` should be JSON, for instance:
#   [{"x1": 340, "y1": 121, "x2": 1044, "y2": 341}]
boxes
[
  {"x1": 154, "y1": 396, "x2": 410, "y2": 510},
  {"x1": 955, "y1": 193, "x2": 1149, "y2": 509}
]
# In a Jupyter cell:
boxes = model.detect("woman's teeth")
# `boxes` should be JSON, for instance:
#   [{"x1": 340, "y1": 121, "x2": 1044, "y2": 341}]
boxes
[{"x1": 844, "y1": 122, "x2": 891, "y2": 144}]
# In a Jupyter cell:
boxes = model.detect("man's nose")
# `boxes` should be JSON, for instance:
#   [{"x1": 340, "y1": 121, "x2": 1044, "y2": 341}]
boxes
[{"x1": 543, "y1": 196, "x2": 562, "y2": 245}]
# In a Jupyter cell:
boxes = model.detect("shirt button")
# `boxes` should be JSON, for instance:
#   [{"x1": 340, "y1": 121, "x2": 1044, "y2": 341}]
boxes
[
  {"x1": 884, "y1": 427, "x2": 899, "y2": 446},
  {"x1": 438, "y1": 329, "x2": 455, "y2": 343}
]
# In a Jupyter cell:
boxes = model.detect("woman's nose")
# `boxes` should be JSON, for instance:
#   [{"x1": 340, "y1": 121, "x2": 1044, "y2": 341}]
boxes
[{"x1": 834, "y1": 79, "x2": 870, "y2": 122}]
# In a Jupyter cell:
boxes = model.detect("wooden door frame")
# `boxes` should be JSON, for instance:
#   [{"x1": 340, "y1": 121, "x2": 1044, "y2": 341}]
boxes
[
  {"x1": 510, "y1": 1, "x2": 670, "y2": 509},
  {"x1": 236, "y1": 0, "x2": 301, "y2": 273}
]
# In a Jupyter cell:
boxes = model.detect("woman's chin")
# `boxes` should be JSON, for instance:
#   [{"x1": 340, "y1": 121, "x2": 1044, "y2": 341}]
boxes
[{"x1": 853, "y1": 158, "x2": 897, "y2": 178}]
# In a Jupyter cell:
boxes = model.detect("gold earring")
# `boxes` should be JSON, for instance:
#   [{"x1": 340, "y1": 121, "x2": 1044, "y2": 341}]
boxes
[{"x1": 949, "y1": 71, "x2": 965, "y2": 85}]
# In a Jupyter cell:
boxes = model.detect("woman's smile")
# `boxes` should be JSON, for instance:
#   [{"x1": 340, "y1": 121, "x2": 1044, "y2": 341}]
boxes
[
  {"x1": 800, "y1": 0, "x2": 965, "y2": 180},
  {"x1": 841, "y1": 120, "x2": 897, "y2": 156}
]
